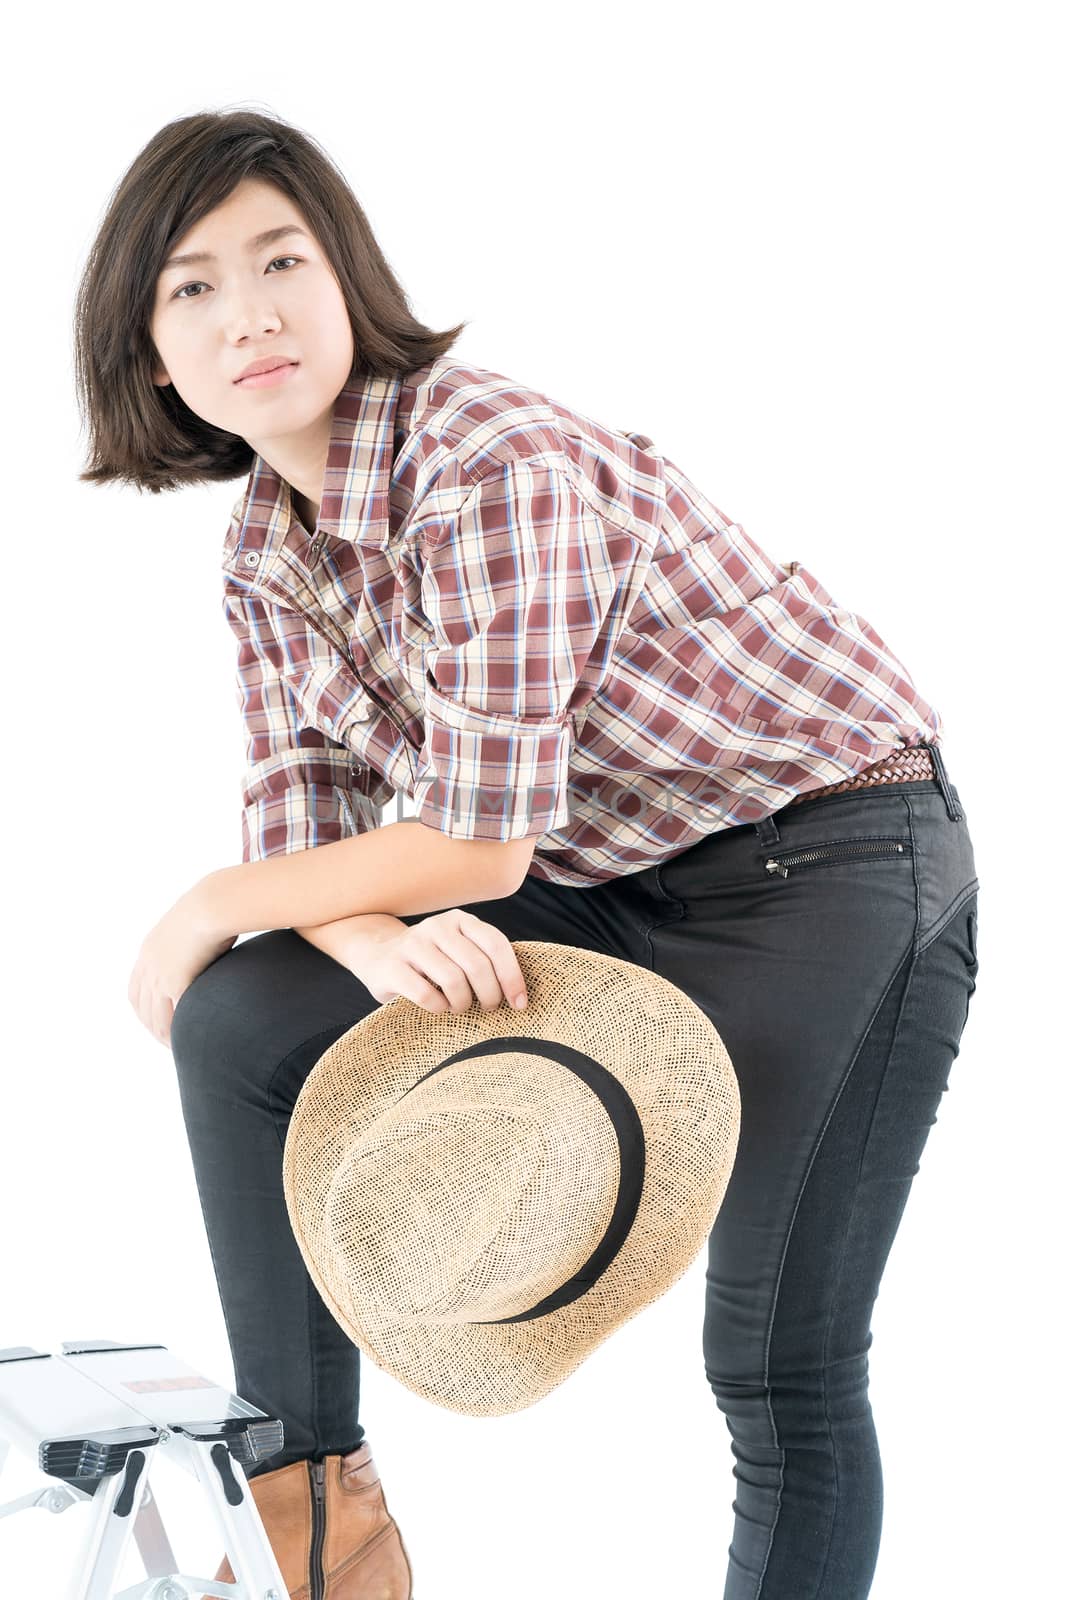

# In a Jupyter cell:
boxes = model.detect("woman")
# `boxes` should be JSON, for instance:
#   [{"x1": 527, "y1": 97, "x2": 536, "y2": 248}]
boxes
[{"x1": 74, "y1": 106, "x2": 981, "y2": 1600}]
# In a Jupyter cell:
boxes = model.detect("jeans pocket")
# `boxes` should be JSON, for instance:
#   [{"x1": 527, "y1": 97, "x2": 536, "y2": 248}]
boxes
[
  {"x1": 964, "y1": 902, "x2": 979, "y2": 973},
  {"x1": 760, "y1": 832, "x2": 913, "y2": 881}
]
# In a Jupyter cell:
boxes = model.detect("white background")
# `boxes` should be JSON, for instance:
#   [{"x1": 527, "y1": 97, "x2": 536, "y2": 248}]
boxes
[{"x1": 2, "y1": 3, "x2": 1061, "y2": 1596}]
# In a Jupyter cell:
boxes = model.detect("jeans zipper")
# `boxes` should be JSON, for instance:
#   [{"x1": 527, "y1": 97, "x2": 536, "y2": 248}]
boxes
[
  {"x1": 309, "y1": 1460, "x2": 326, "y2": 1600},
  {"x1": 763, "y1": 838, "x2": 910, "y2": 879}
]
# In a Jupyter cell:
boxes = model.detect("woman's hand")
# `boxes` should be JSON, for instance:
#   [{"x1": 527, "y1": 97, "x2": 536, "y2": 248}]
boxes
[
  {"x1": 128, "y1": 884, "x2": 238, "y2": 1048},
  {"x1": 347, "y1": 909, "x2": 529, "y2": 1015}
]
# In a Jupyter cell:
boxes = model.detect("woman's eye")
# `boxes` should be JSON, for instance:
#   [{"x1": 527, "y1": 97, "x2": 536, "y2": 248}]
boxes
[{"x1": 172, "y1": 256, "x2": 301, "y2": 300}]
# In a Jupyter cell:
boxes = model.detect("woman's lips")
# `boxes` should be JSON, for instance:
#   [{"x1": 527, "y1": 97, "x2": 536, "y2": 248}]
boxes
[{"x1": 235, "y1": 361, "x2": 299, "y2": 389}]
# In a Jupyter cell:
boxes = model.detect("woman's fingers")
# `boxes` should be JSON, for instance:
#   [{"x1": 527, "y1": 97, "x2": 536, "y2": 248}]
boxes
[
  {"x1": 153, "y1": 993, "x2": 174, "y2": 1047},
  {"x1": 415, "y1": 931, "x2": 492, "y2": 1010},
  {"x1": 348, "y1": 910, "x2": 528, "y2": 1016},
  {"x1": 408, "y1": 917, "x2": 522, "y2": 1011},
  {"x1": 128, "y1": 960, "x2": 175, "y2": 1047},
  {"x1": 450, "y1": 915, "x2": 528, "y2": 1007}
]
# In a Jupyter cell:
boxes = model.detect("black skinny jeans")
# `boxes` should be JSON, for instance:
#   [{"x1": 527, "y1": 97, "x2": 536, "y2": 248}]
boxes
[{"x1": 170, "y1": 750, "x2": 980, "y2": 1600}]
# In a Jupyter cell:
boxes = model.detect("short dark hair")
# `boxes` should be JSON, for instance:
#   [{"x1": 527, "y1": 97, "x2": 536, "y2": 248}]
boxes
[{"x1": 73, "y1": 106, "x2": 469, "y2": 494}]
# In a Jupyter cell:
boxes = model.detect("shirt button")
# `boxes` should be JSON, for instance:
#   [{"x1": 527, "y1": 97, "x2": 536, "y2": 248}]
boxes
[{"x1": 243, "y1": 551, "x2": 260, "y2": 568}]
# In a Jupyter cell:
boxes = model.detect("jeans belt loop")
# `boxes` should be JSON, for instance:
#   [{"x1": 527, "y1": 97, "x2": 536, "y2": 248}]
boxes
[
  {"x1": 754, "y1": 814, "x2": 781, "y2": 846},
  {"x1": 925, "y1": 741, "x2": 963, "y2": 822}
]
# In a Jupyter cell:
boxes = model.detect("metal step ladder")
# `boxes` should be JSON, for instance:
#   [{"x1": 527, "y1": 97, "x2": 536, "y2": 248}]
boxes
[{"x1": 0, "y1": 1338, "x2": 290, "y2": 1599}]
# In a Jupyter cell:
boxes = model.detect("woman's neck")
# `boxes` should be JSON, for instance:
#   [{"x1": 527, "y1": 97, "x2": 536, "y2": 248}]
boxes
[{"x1": 291, "y1": 487, "x2": 319, "y2": 534}]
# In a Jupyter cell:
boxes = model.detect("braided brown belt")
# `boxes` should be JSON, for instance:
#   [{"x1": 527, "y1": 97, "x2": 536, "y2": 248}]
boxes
[{"x1": 781, "y1": 744, "x2": 936, "y2": 808}]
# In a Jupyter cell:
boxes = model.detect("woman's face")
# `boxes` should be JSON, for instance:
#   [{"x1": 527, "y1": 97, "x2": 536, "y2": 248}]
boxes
[{"x1": 149, "y1": 175, "x2": 355, "y2": 443}]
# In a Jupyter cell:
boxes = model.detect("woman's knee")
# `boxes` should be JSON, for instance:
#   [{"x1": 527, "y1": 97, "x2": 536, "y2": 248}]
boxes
[
  {"x1": 169, "y1": 928, "x2": 372, "y2": 1090},
  {"x1": 172, "y1": 930, "x2": 274, "y2": 1046}
]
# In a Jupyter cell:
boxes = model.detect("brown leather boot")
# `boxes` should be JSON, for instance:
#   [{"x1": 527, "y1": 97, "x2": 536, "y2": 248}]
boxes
[{"x1": 210, "y1": 1441, "x2": 414, "y2": 1598}]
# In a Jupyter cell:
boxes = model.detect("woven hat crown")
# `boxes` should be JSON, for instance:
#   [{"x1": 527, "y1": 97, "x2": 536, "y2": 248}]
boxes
[{"x1": 324, "y1": 1050, "x2": 625, "y2": 1325}]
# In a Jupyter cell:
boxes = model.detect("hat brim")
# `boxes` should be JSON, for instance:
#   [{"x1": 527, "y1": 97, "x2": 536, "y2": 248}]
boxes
[{"x1": 281, "y1": 941, "x2": 740, "y2": 1416}]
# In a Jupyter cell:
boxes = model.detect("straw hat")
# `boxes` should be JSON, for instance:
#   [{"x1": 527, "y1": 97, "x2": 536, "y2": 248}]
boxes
[{"x1": 281, "y1": 941, "x2": 740, "y2": 1416}]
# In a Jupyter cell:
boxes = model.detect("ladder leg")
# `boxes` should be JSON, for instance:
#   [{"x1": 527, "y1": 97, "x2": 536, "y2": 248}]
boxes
[
  {"x1": 188, "y1": 1439, "x2": 288, "y2": 1599},
  {"x1": 131, "y1": 1479, "x2": 181, "y2": 1583},
  {"x1": 70, "y1": 1449, "x2": 153, "y2": 1600}
]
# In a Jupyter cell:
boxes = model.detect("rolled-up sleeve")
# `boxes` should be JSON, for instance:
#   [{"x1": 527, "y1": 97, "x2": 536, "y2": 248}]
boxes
[
  {"x1": 223, "y1": 586, "x2": 395, "y2": 861},
  {"x1": 410, "y1": 458, "x2": 630, "y2": 843}
]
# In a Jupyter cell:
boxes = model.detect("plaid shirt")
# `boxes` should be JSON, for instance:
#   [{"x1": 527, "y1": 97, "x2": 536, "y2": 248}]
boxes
[{"x1": 221, "y1": 357, "x2": 942, "y2": 888}]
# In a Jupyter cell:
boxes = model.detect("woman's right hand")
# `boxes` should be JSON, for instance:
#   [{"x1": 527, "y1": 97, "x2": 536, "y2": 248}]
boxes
[{"x1": 350, "y1": 908, "x2": 529, "y2": 1015}]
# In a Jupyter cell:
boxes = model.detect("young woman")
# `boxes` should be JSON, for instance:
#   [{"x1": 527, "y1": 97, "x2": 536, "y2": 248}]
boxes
[{"x1": 75, "y1": 107, "x2": 981, "y2": 1600}]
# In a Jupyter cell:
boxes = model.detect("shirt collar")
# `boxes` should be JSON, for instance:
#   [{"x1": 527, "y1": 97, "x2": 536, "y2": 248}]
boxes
[{"x1": 245, "y1": 366, "x2": 415, "y2": 558}]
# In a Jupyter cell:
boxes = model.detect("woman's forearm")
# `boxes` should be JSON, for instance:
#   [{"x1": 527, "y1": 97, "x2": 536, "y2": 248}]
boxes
[
  {"x1": 293, "y1": 912, "x2": 407, "y2": 966},
  {"x1": 193, "y1": 818, "x2": 519, "y2": 937}
]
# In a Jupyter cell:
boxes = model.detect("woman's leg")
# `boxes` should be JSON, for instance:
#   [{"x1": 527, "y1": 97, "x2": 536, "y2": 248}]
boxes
[
  {"x1": 645, "y1": 771, "x2": 980, "y2": 1599},
  {"x1": 168, "y1": 931, "x2": 382, "y2": 1475}
]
